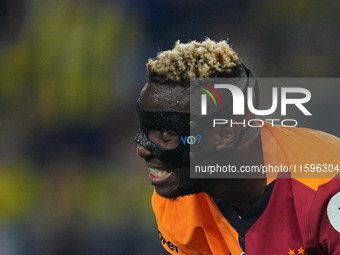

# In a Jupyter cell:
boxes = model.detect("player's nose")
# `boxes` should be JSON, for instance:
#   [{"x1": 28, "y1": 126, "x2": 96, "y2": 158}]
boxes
[{"x1": 137, "y1": 144, "x2": 152, "y2": 159}]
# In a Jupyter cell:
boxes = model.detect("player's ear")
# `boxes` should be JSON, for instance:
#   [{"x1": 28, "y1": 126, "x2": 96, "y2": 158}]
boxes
[{"x1": 215, "y1": 124, "x2": 241, "y2": 151}]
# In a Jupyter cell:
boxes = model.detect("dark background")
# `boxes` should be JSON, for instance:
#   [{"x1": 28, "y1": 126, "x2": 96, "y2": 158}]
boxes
[{"x1": 0, "y1": 0, "x2": 339, "y2": 254}]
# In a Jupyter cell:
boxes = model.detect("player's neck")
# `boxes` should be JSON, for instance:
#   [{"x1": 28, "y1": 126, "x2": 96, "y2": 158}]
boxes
[{"x1": 205, "y1": 127, "x2": 267, "y2": 215}]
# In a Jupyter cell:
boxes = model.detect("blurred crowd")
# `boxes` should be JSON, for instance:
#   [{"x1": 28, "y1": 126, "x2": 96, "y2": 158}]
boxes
[{"x1": 0, "y1": 0, "x2": 339, "y2": 254}]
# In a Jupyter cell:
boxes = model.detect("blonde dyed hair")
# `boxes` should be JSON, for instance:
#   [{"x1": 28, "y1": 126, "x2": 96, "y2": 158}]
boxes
[{"x1": 147, "y1": 39, "x2": 242, "y2": 85}]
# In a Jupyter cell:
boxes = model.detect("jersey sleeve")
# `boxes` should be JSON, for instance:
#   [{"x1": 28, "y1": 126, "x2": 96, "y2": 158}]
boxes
[
  {"x1": 308, "y1": 177, "x2": 340, "y2": 254},
  {"x1": 318, "y1": 191, "x2": 340, "y2": 254}
]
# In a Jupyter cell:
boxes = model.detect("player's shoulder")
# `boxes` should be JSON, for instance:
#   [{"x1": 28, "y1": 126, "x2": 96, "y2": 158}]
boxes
[
  {"x1": 310, "y1": 175, "x2": 340, "y2": 207},
  {"x1": 291, "y1": 175, "x2": 340, "y2": 199},
  {"x1": 306, "y1": 175, "x2": 340, "y2": 252},
  {"x1": 291, "y1": 175, "x2": 340, "y2": 224},
  {"x1": 264, "y1": 122, "x2": 340, "y2": 147}
]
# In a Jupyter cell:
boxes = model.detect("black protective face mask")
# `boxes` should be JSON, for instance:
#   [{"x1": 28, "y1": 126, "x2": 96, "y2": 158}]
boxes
[
  {"x1": 135, "y1": 65, "x2": 257, "y2": 166},
  {"x1": 135, "y1": 99, "x2": 190, "y2": 166}
]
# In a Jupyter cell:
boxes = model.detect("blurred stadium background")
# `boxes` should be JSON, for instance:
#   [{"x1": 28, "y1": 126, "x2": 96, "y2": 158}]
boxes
[{"x1": 0, "y1": 0, "x2": 339, "y2": 254}]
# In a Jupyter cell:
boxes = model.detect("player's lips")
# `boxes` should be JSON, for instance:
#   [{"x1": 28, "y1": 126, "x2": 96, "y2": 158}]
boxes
[
  {"x1": 148, "y1": 167, "x2": 173, "y2": 184},
  {"x1": 145, "y1": 159, "x2": 174, "y2": 184}
]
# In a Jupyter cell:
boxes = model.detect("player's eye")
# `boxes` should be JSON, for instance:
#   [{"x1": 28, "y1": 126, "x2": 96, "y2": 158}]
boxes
[
  {"x1": 161, "y1": 130, "x2": 175, "y2": 137},
  {"x1": 156, "y1": 129, "x2": 176, "y2": 141},
  {"x1": 147, "y1": 127, "x2": 179, "y2": 149}
]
